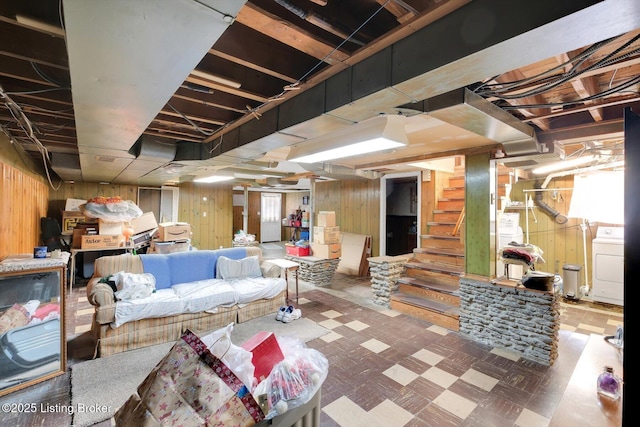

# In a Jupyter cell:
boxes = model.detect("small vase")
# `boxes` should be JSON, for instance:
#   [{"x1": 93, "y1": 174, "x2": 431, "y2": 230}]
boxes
[{"x1": 597, "y1": 365, "x2": 621, "y2": 400}]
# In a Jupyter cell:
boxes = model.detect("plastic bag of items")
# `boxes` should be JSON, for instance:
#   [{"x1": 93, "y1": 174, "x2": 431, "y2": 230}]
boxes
[
  {"x1": 254, "y1": 336, "x2": 328, "y2": 419},
  {"x1": 80, "y1": 196, "x2": 143, "y2": 222},
  {"x1": 233, "y1": 229, "x2": 256, "y2": 244}
]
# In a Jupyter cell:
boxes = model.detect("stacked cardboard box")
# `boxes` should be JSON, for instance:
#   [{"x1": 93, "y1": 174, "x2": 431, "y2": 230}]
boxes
[
  {"x1": 157, "y1": 222, "x2": 191, "y2": 242},
  {"x1": 98, "y1": 219, "x2": 124, "y2": 235},
  {"x1": 62, "y1": 211, "x2": 88, "y2": 233},
  {"x1": 311, "y1": 211, "x2": 341, "y2": 259}
]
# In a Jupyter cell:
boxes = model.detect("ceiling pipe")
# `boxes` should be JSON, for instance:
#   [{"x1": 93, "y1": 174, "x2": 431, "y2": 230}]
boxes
[{"x1": 540, "y1": 160, "x2": 625, "y2": 188}]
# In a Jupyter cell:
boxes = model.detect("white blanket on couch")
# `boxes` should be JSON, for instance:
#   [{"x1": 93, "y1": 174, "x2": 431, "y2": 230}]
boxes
[{"x1": 112, "y1": 277, "x2": 286, "y2": 328}]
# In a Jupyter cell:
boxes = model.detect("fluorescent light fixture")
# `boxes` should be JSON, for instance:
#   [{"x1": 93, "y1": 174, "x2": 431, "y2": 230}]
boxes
[
  {"x1": 288, "y1": 115, "x2": 408, "y2": 163},
  {"x1": 191, "y1": 70, "x2": 241, "y2": 89},
  {"x1": 193, "y1": 175, "x2": 234, "y2": 183},
  {"x1": 532, "y1": 155, "x2": 596, "y2": 175}
]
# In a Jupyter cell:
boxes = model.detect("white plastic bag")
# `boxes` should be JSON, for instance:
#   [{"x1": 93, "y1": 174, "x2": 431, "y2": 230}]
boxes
[
  {"x1": 112, "y1": 271, "x2": 156, "y2": 300},
  {"x1": 255, "y1": 336, "x2": 328, "y2": 419},
  {"x1": 200, "y1": 323, "x2": 256, "y2": 390}
]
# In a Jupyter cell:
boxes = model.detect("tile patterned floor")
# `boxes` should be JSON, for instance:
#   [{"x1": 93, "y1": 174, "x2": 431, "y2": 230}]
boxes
[
  {"x1": 58, "y1": 268, "x2": 624, "y2": 427},
  {"x1": 0, "y1": 240, "x2": 624, "y2": 427},
  {"x1": 292, "y1": 285, "x2": 621, "y2": 427}
]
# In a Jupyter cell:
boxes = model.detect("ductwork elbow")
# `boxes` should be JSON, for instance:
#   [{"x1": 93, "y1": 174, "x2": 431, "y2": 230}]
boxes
[{"x1": 533, "y1": 181, "x2": 568, "y2": 224}]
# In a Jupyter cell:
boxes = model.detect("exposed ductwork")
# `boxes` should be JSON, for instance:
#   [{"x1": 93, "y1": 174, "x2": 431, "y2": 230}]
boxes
[
  {"x1": 423, "y1": 88, "x2": 542, "y2": 156},
  {"x1": 533, "y1": 181, "x2": 568, "y2": 224},
  {"x1": 502, "y1": 141, "x2": 566, "y2": 170},
  {"x1": 298, "y1": 162, "x2": 384, "y2": 180},
  {"x1": 62, "y1": 0, "x2": 247, "y2": 184},
  {"x1": 55, "y1": 1, "x2": 629, "y2": 187}
]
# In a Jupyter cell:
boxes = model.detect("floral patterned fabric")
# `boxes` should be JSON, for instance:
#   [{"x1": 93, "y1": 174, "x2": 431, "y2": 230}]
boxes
[
  {"x1": 0, "y1": 304, "x2": 30, "y2": 334},
  {"x1": 115, "y1": 329, "x2": 264, "y2": 426}
]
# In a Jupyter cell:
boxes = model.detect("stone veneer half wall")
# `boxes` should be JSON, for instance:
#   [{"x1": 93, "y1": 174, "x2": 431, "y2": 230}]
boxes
[{"x1": 458, "y1": 275, "x2": 560, "y2": 366}]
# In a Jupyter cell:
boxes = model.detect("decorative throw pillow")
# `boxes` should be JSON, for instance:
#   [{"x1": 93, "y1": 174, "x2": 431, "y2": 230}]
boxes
[
  {"x1": 0, "y1": 303, "x2": 30, "y2": 334},
  {"x1": 216, "y1": 256, "x2": 262, "y2": 280}
]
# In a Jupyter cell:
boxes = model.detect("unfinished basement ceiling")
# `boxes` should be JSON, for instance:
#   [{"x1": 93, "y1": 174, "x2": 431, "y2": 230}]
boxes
[{"x1": 0, "y1": 0, "x2": 638, "y2": 189}]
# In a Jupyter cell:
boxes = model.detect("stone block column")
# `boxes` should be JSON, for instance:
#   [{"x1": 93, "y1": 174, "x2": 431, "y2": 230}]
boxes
[
  {"x1": 368, "y1": 255, "x2": 411, "y2": 307},
  {"x1": 459, "y1": 275, "x2": 560, "y2": 366}
]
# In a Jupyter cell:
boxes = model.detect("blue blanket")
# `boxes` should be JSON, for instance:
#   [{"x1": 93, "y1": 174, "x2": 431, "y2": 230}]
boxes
[{"x1": 140, "y1": 247, "x2": 248, "y2": 289}]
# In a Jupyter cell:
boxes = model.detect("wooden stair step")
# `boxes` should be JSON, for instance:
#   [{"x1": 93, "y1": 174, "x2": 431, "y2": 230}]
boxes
[
  {"x1": 421, "y1": 234, "x2": 461, "y2": 241},
  {"x1": 421, "y1": 235, "x2": 463, "y2": 249},
  {"x1": 391, "y1": 293, "x2": 460, "y2": 317},
  {"x1": 405, "y1": 260, "x2": 464, "y2": 276},
  {"x1": 390, "y1": 293, "x2": 460, "y2": 331},
  {"x1": 397, "y1": 276, "x2": 459, "y2": 296},
  {"x1": 414, "y1": 247, "x2": 464, "y2": 258}
]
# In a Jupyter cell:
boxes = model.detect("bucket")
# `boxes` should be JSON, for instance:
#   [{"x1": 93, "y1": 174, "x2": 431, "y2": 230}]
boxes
[{"x1": 33, "y1": 246, "x2": 48, "y2": 258}]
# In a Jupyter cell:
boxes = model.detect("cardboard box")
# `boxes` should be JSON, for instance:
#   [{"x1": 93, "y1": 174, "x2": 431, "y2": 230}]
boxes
[
  {"x1": 81, "y1": 234, "x2": 124, "y2": 249},
  {"x1": 311, "y1": 242, "x2": 341, "y2": 259},
  {"x1": 241, "y1": 331, "x2": 284, "y2": 383},
  {"x1": 151, "y1": 239, "x2": 190, "y2": 254},
  {"x1": 313, "y1": 226, "x2": 340, "y2": 244},
  {"x1": 98, "y1": 219, "x2": 124, "y2": 235},
  {"x1": 285, "y1": 244, "x2": 310, "y2": 257},
  {"x1": 317, "y1": 211, "x2": 336, "y2": 227},
  {"x1": 158, "y1": 222, "x2": 191, "y2": 241},
  {"x1": 71, "y1": 222, "x2": 98, "y2": 248},
  {"x1": 62, "y1": 211, "x2": 87, "y2": 232},
  {"x1": 131, "y1": 211, "x2": 158, "y2": 234}
]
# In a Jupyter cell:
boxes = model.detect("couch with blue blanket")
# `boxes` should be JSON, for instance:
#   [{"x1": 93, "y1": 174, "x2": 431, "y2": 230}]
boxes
[{"x1": 86, "y1": 246, "x2": 285, "y2": 357}]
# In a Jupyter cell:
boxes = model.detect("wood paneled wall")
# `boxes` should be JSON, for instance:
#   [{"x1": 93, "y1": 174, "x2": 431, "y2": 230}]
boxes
[
  {"x1": 314, "y1": 179, "x2": 381, "y2": 256},
  {"x1": 0, "y1": 134, "x2": 49, "y2": 258},
  {"x1": 509, "y1": 176, "x2": 595, "y2": 281},
  {"x1": 0, "y1": 163, "x2": 49, "y2": 258},
  {"x1": 48, "y1": 180, "x2": 235, "y2": 250},
  {"x1": 0, "y1": 124, "x2": 599, "y2": 278},
  {"x1": 179, "y1": 182, "x2": 234, "y2": 249}
]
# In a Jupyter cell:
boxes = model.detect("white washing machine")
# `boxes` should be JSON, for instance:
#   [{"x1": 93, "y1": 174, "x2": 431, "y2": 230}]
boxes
[{"x1": 592, "y1": 226, "x2": 624, "y2": 306}]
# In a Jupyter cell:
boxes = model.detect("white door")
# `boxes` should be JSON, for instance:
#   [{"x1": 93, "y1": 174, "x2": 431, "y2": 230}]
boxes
[{"x1": 260, "y1": 193, "x2": 282, "y2": 242}]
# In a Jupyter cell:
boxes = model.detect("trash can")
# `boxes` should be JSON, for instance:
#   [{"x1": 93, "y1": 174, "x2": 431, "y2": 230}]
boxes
[{"x1": 563, "y1": 264, "x2": 582, "y2": 300}]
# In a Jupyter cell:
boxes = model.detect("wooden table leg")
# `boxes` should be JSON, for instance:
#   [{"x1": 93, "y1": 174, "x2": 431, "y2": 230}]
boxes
[
  {"x1": 292, "y1": 266, "x2": 299, "y2": 304},
  {"x1": 284, "y1": 267, "x2": 289, "y2": 304}
]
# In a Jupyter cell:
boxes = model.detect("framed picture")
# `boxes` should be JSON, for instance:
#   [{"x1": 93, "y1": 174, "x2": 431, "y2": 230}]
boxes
[{"x1": 302, "y1": 196, "x2": 309, "y2": 205}]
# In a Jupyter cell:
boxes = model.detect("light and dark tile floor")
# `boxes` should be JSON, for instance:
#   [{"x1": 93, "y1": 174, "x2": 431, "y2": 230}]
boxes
[{"x1": 0, "y1": 243, "x2": 624, "y2": 426}]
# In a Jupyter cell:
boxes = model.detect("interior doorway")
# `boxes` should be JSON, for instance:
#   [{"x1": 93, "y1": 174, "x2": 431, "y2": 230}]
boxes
[
  {"x1": 380, "y1": 172, "x2": 420, "y2": 256},
  {"x1": 260, "y1": 193, "x2": 282, "y2": 243}
]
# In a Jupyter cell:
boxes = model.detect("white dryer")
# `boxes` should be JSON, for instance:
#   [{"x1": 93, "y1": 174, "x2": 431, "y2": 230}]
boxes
[{"x1": 591, "y1": 226, "x2": 624, "y2": 306}]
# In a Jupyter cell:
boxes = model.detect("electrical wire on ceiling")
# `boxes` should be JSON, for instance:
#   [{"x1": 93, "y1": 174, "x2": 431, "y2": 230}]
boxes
[
  {"x1": 498, "y1": 74, "x2": 640, "y2": 110},
  {"x1": 0, "y1": 85, "x2": 62, "y2": 190},
  {"x1": 208, "y1": 0, "x2": 393, "y2": 141},
  {"x1": 473, "y1": 35, "x2": 623, "y2": 96},
  {"x1": 474, "y1": 33, "x2": 640, "y2": 104},
  {"x1": 4, "y1": 87, "x2": 70, "y2": 96},
  {"x1": 30, "y1": 62, "x2": 70, "y2": 88},
  {"x1": 166, "y1": 102, "x2": 215, "y2": 136}
]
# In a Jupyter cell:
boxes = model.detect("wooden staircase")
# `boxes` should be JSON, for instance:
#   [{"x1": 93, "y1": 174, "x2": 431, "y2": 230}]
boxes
[{"x1": 390, "y1": 170, "x2": 465, "y2": 331}]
